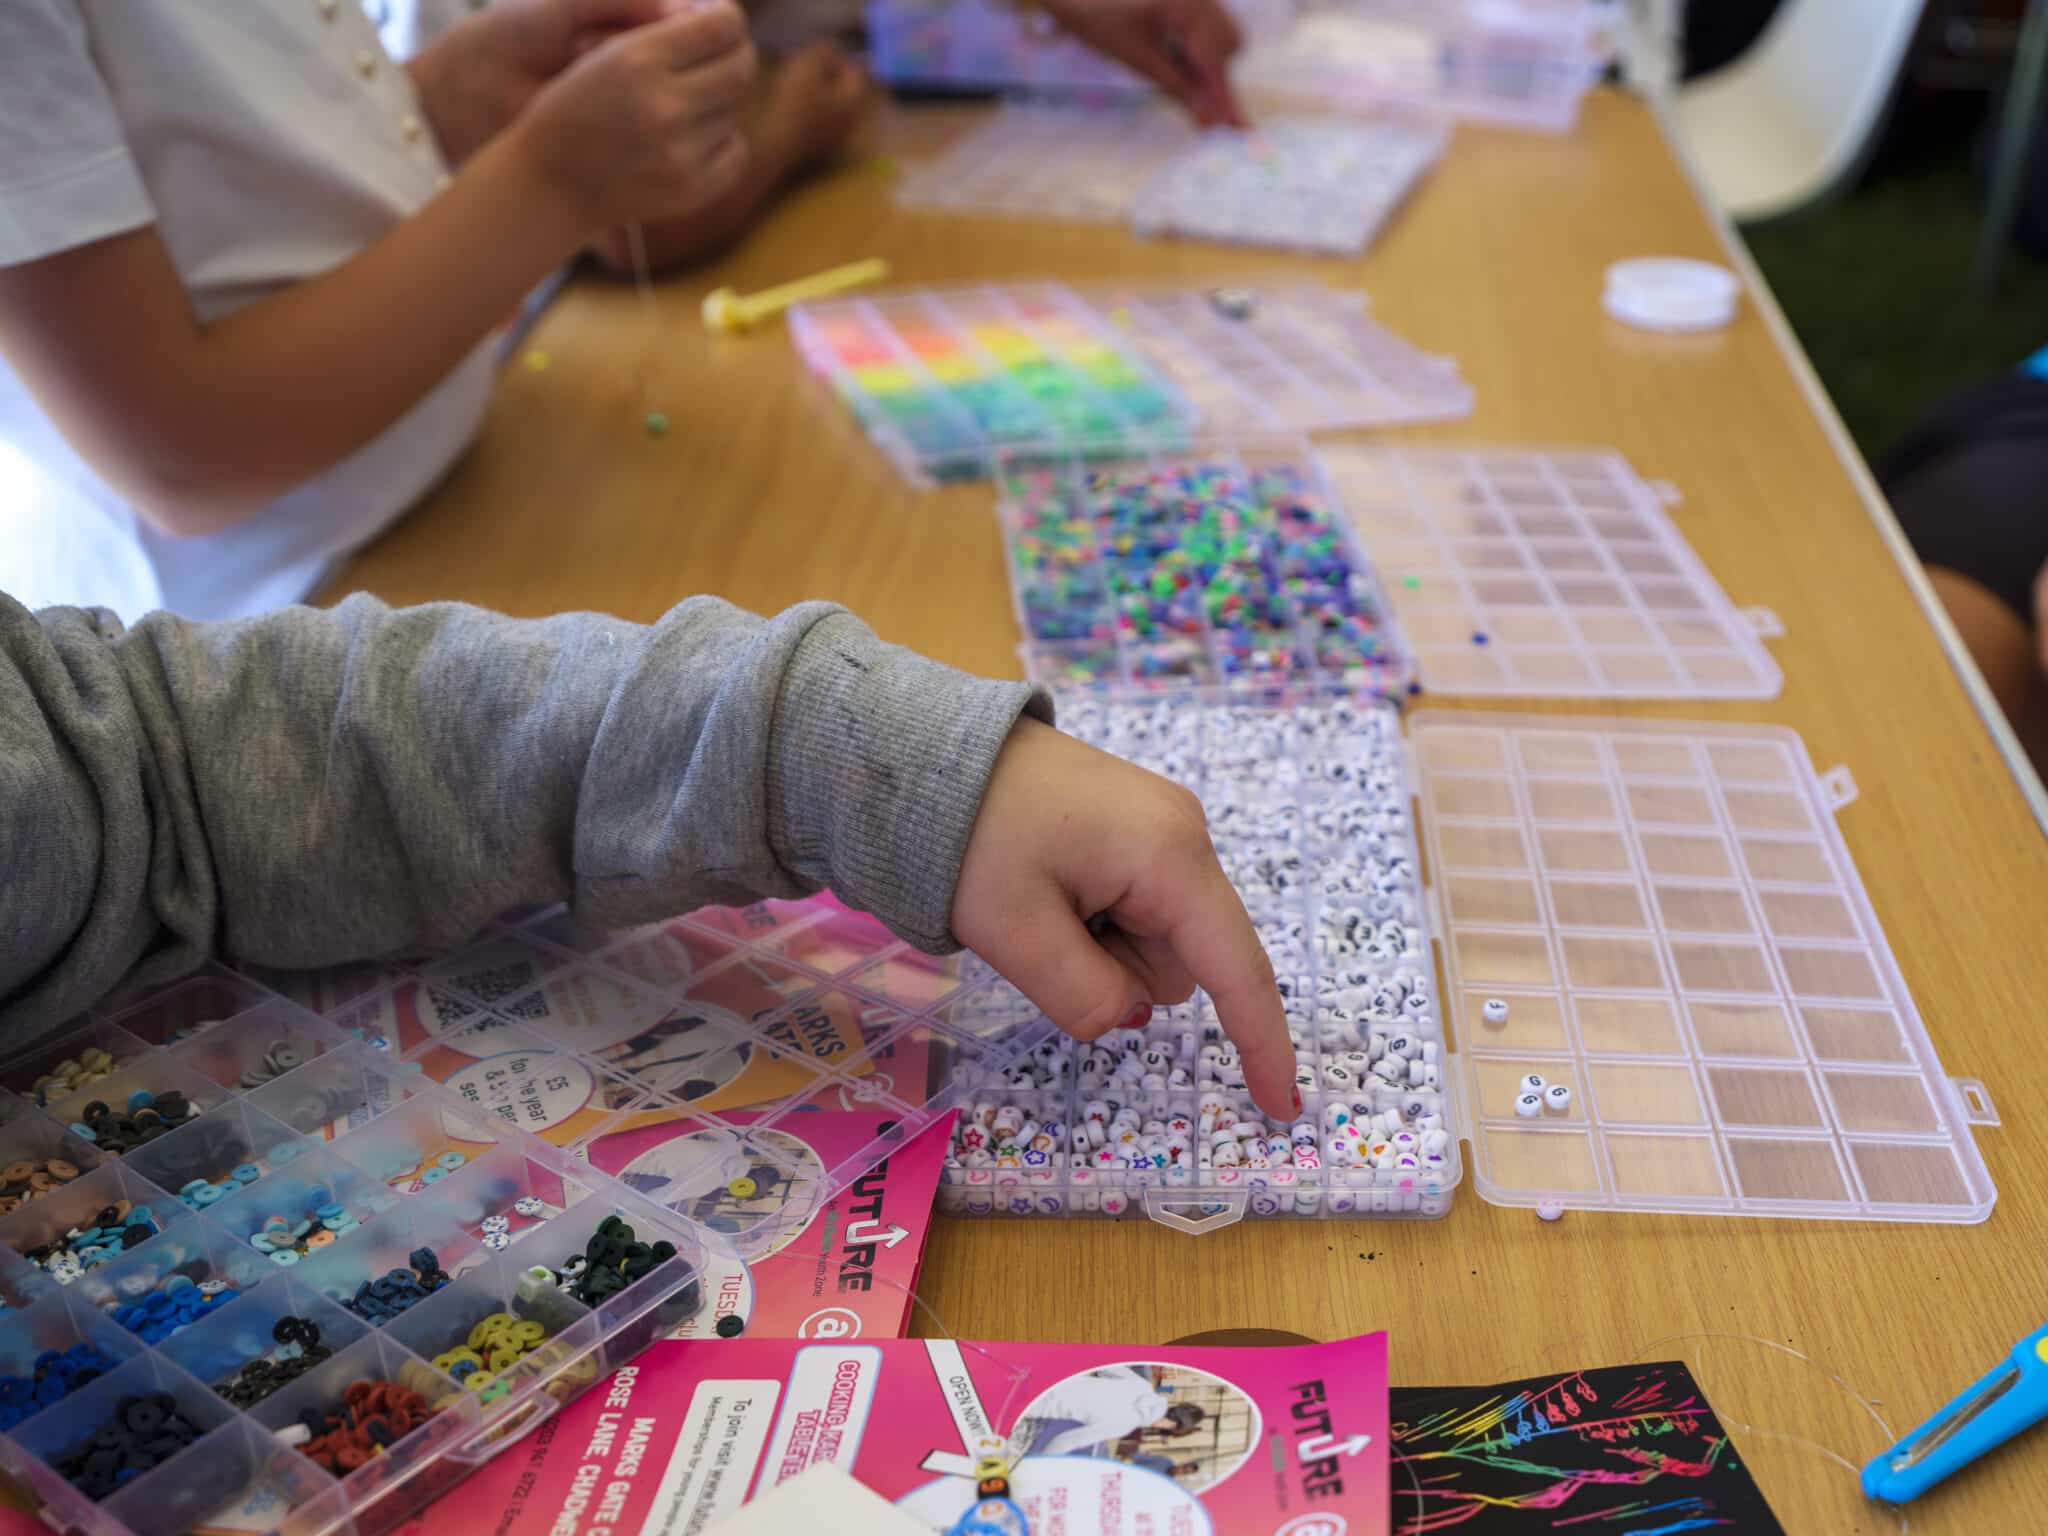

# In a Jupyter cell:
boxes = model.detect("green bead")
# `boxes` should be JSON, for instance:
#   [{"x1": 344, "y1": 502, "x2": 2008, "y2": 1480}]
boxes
[{"x1": 643, "y1": 411, "x2": 668, "y2": 437}]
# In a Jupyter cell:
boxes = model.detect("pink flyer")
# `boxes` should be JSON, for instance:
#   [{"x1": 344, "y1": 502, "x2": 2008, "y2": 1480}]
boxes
[
  {"x1": 411, "y1": 1333, "x2": 1388, "y2": 1536},
  {"x1": 581, "y1": 1110, "x2": 954, "y2": 1341}
]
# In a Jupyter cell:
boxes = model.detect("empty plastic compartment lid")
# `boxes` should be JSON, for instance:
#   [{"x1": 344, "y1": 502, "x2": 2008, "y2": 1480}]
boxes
[{"x1": 1603, "y1": 257, "x2": 1740, "y2": 333}]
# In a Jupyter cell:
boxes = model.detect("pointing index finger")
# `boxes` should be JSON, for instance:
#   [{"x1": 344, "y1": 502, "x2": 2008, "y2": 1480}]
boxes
[{"x1": 1168, "y1": 864, "x2": 1296, "y2": 1121}]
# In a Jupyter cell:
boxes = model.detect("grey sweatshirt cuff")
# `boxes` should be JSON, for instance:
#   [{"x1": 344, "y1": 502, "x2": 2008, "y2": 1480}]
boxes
[
  {"x1": 766, "y1": 610, "x2": 1053, "y2": 952},
  {"x1": 571, "y1": 600, "x2": 1049, "y2": 953}
]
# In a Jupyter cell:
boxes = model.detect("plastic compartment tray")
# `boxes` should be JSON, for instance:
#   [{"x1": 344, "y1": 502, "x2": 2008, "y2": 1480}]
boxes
[
  {"x1": 235, "y1": 896, "x2": 1035, "y2": 1262},
  {"x1": 894, "y1": 101, "x2": 1448, "y2": 255},
  {"x1": 937, "y1": 690, "x2": 1462, "y2": 1227},
  {"x1": 1412, "y1": 712, "x2": 1997, "y2": 1222},
  {"x1": 892, "y1": 102, "x2": 1188, "y2": 225},
  {"x1": 864, "y1": 0, "x2": 1605, "y2": 131},
  {"x1": 1315, "y1": 443, "x2": 1783, "y2": 699},
  {"x1": 790, "y1": 279, "x2": 1471, "y2": 486},
  {"x1": 1128, "y1": 116, "x2": 1449, "y2": 255},
  {"x1": 996, "y1": 436, "x2": 1415, "y2": 700},
  {"x1": 0, "y1": 1024, "x2": 712, "y2": 1536},
  {"x1": 1097, "y1": 281, "x2": 1471, "y2": 433},
  {"x1": 1233, "y1": 0, "x2": 1611, "y2": 133},
  {"x1": 865, "y1": 0, "x2": 1148, "y2": 95}
]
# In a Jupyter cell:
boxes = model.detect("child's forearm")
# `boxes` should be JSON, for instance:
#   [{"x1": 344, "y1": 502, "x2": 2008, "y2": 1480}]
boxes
[
  {"x1": 0, "y1": 592, "x2": 1046, "y2": 1040},
  {"x1": 0, "y1": 132, "x2": 587, "y2": 539}
]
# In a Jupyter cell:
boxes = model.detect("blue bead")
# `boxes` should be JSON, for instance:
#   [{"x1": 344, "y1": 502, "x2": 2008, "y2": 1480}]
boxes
[
  {"x1": 124, "y1": 1206, "x2": 152, "y2": 1227},
  {"x1": 127, "y1": 1090, "x2": 154, "y2": 1111},
  {"x1": 162, "y1": 1275, "x2": 193, "y2": 1294},
  {"x1": 231, "y1": 1164, "x2": 261, "y2": 1184},
  {"x1": 315, "y1": 1203, "x2": 344, "y2": 1221},
  {"x1": 68, "y1": 1123, "x2": 96, "y2": 1141}
]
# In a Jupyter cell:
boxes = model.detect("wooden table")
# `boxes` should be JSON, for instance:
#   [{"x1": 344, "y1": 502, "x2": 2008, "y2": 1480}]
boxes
[{"x1": 332, "y1": 90, "x2": 2048, "y2": 1530}]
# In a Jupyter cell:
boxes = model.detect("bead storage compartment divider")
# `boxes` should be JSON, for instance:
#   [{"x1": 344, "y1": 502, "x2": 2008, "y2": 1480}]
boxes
[
  {"x1": 0, "y1": 1015, "x2": 720, "y2": 1536},
  {"x1": 893, "y1": 101, "x2": 1451, "y2": 258},
  {"x1": 940, "y1": 690, "x2": 1461, "y2": 1227},
  {"x1": 1410, "y1": 713, "x2": 1999, "y2": 1222},
  {"x1": 1315, "y1": 444, "x2": 1784, "y2": 699},
  {"x1": 997, "y1": 436, "x2": 1415, "y2": 701},
  {"x1": 791, "y1": 278, "x2": 1472, "y2": 488}
]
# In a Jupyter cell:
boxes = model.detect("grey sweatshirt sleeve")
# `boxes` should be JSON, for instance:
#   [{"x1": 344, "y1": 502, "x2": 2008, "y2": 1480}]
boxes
[{"x1": 0, "y1": 591, "x2": 1051, "y2": 1042}]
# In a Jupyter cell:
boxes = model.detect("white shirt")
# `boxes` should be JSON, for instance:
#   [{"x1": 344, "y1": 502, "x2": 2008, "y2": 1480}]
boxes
[
  {"x1": 1030, "y1": 1368, "x2": 1172, "y2": 1456},
  {"x1": 0, "y1": 0, "x2": 495, "y2": 620}
]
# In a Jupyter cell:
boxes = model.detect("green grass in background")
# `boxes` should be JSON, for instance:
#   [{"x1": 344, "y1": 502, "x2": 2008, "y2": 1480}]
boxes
[{"x1": 1742, "y1": 119, "x2": 2048, "y2": 466}]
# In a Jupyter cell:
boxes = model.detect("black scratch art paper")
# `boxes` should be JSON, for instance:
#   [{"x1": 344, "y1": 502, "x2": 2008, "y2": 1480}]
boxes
[{"x1": 1390, "y1": 1360, "x2": 1785, "y2": 1534}]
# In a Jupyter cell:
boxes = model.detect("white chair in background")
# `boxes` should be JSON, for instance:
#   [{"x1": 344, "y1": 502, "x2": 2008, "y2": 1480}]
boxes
[{"x1": 1671, "y1": 0, "x2": 1928, "y2": 222}]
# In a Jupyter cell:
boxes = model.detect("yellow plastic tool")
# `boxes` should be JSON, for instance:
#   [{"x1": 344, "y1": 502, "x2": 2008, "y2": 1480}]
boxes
[{"x1": 702, "y1": 258, "x2": 890, "y2": 333}]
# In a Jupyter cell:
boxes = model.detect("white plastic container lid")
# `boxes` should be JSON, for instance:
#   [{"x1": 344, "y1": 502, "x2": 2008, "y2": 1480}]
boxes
[{"x1": 1603, "y1": 257, "x2": 1740, "y2": 333}]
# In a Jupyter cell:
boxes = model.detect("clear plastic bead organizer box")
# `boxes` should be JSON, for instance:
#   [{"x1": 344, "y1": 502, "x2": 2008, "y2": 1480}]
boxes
[
  {"x1": 894, "y1": 101, "x2": 1450, "y2": 256},
  {"x1": 863, "y1": 0, "x2": 1610, "y2": 133},
  {"x1": 788, "y1": 277, "x2": 1471, "y2": 487}
]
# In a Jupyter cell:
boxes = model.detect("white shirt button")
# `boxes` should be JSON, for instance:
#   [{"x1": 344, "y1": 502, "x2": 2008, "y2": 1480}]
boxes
[
  {"x1": 399, "y1": 114, "x2": 423, "y2": 143},
  {"x1": 317, "y1": 0, "x2": 339, "y2": 17},
  {"x1": 354, "y1": 49, "x2": 378, "y2": 79}
]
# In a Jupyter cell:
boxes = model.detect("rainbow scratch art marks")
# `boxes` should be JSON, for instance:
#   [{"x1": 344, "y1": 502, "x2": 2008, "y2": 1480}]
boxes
[
  {"x1": 998, "y1": 438, "x2": 1413, "y2": 698},
  {"x1": 1391, "y1": 1361, "x2": 1786, "y2": 1534},
  {"x1": 790, "y1": 282, "x2": 1192, "y2": 485}
]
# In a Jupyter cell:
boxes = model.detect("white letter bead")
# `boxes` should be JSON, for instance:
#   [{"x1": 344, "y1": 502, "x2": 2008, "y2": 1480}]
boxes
[
  {"x1": 1518, "y1": 1073, "x2": 1546, "y2": 1094},
  {"x1": 1544, "y1": 1084, "x2": 1572, "y2": 1114},
  {"x1": 1482, "y1": 998, "x2": 1509, "y2": 1025},
  {"x1": 1514, "y1": 1092, "x2": 1543, "y2": 1119}
]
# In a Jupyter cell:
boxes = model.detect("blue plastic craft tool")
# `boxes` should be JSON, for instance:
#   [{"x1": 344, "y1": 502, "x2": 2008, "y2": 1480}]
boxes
[{"x1": 1862, "y1": 1319, "x2": 2048, "y2": 1503}]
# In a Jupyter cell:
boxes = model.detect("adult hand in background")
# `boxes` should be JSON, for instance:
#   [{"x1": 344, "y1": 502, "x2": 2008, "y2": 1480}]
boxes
[{"x1": 1040, "y1": 0, "x2": 1248, "y2": 128}]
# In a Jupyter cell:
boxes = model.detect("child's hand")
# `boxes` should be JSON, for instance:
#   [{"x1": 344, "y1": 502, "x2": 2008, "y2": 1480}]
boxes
[
  {"x1": 953, "y1": 719, "x2": 1296, "y2": 1122},
  {"x1": 509, "y1": 0, "x2": 758, "y2": 230},
  {"x1": 409, "y1": 0, "x2": 684, "y2": 166},
  {"x1": 758, "y1": 42, "x2": 873, "y2": 173},
  {"x1": 1040, "y1": 0, "x2": 1247, "y2": 129}
]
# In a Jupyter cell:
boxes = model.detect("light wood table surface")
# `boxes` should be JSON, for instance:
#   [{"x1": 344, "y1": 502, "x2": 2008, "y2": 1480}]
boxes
[{"x1": 331, "y1": 89, "x2": 2048, "y2": 1530}]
